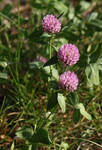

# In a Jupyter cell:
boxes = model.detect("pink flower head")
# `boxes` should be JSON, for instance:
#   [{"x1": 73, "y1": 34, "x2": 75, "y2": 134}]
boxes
[
  {"x1": 42, "y1": 14, "x2": 61, "y2": 33},
  {"x1": 57, "y1": 44, "x2": 80, "y2": 66},
  {"x1": 36, "y1": 56, "x2": 47, "y2": 63},
  {"x1": 59, "y1": 71, "x2": 78, "y2": 92}
]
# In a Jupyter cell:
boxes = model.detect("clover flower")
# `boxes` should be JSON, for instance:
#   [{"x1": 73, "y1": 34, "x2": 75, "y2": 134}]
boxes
[
  {"x1": 42, "y1": 14, "x2": 61, "y2": 33},
  {"x1": 57, "y1": 44, "x2": 80, "y2": 66},
  {"x1": 59, "y1": 71, "x2": 78, "y2": 92}
]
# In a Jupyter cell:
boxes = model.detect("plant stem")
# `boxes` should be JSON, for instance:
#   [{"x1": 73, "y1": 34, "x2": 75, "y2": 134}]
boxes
[
  {"x1": 37, "y1": 37, "x2": 53, "y2": 129},
  {"x1": 49, "y1": 37, "x2": 52, "y2": 78},
  {"x1": 16, "y1": 0, "x2": 21, "y2": 82}
]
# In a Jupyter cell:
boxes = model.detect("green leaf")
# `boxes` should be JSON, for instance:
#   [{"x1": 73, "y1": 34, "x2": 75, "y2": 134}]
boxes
[
  {"x1": 87, "y1": 12, "x2": 98, "y2": 21},
  {"x1": 52, "y1": 67, "x2": 59, "y2": 81},
  {"x1": 58, "y1": 93, "x2": 66, "y2": 113},
  {"x1": 68, "y1": 6, "x2": 75, "y2": 19},
  {"x1": 67, "y1": 92, "x2": 79, "y2": 107},
  {"x1": 16, "y1": 126, "x2": 33, "y2": 141},
  {"x1": 53, "y1": 2, "x2": 68, "y2": 14},
  {"x1": 62, "y1": 19, "x2": 73, "y2": 31},
  {"x1": 49, "y1": 80, "x2": 58, "y2": 90},
  {"x1": 10, "y1": 142, "x2": 14, "y2": 150},
  {"x1": 98, "y1": 65, "x2": 102, "y2": 72},
  {"x1": 53, "y1": 38, "x2": 67, "y2": 52},
  {"x1": 80, "y1": 1, "x2": 90, "y2": 11},
  {"x1": 73, "y1": 109, "x2": 80, "y2": 124},
  {"x1": 90, "y1": 43, "x2": 102, "y2": 63},
  {"x1": 0, "y1": 72, "x2": 8, "y2": 79},
  {"x1": 75, "y1": 103, "x2": 92, "y2": 120},
  {"x1": 90, "y1": 64, "x2": 100, "y2": 85},
  {"x1": 47, "y1": 93, "x2": 58, "y2": 111},
  {"x1": 44, "y1": 66, "x2": 59, "y2": 81},
  {"x1": 60, "y1": 142, "x2": 69, "y2": 150},
  {"x1": 0, "y1": 61, "x2": 8, "y2": 68},
  {"x1": 85, "y1": 65, "x2": 93, "y2": 88},
  {"x1": 29, "y1": 61, "x2": 43, "y2": 69},
  {"x1": 97, "y1": 58, "x2": 102, "y2": 71},
  {"x1": 97, "y1": 58, "x2": 102, "y2": 65},
  {"x1": 31, "y1": 128, "x2": 51, "y2": 145},
  {"x1": 43, "y1": 56, "x2": 58, "y2": 67},
  {"x1": 41, "y1": 32, "x2": 51, "y2": 38},
  {"x1": 85, "y1": 64, "x2": 100, "y2": 86}
]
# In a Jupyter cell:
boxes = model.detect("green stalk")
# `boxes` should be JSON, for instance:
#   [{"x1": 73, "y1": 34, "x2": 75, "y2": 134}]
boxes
[
  {"x1": 15, "y1": 0, "x2": 20, "y2": 82},
  {"x1": 37, "y1": 37, "x2": 53, "y2": 129},
  {"x1": 49, "y1": 37, "x2": 52, "y2": 78},
  {"x1": 17, "y1": 0, "x2": 21, "y2": 64}
]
